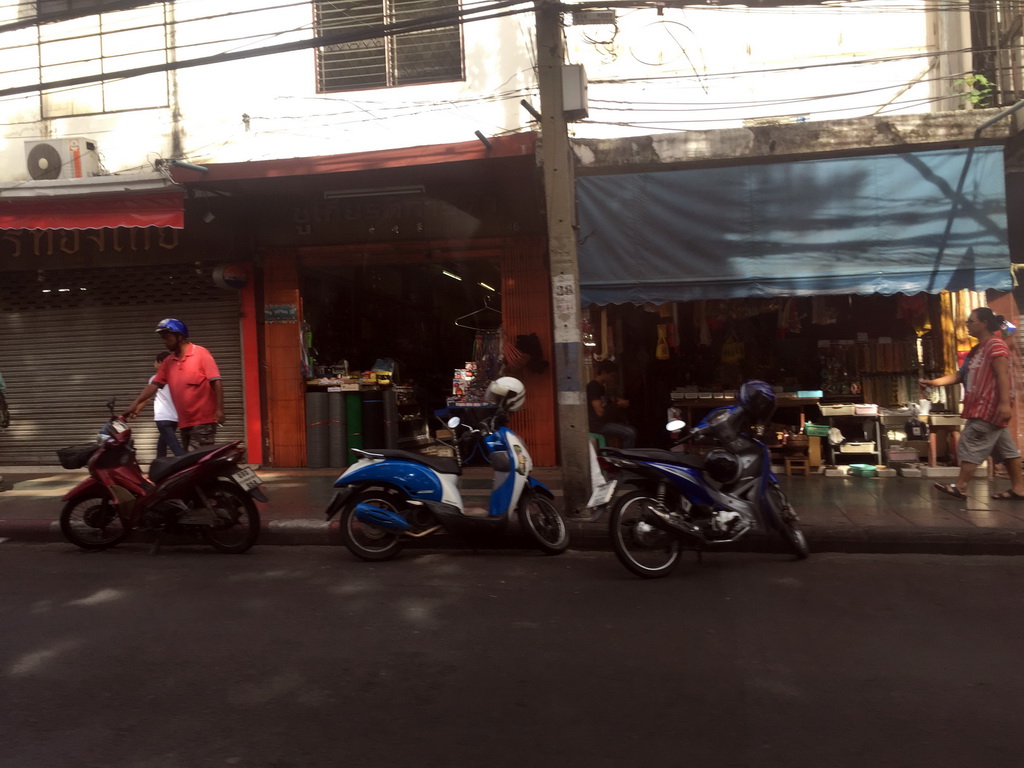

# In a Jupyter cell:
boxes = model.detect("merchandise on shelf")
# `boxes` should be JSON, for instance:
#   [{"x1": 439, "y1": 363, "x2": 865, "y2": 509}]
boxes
[
  {"x1": 817, "y1": 335, "x2": 940, "y2": 405},
  {"x1": 448, "y1": 364, "x2": 491, "y2": 407}
]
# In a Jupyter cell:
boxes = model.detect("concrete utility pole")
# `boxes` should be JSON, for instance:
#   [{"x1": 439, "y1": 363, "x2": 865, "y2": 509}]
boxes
[{"x1": 535, "y1": 0, "x2": 591, "y2": 515}]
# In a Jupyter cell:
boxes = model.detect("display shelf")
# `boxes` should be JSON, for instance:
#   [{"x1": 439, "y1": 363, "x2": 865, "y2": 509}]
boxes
[
  {"x1": 816, "y1": 336, "x2": 942, "y2": 405},
  {"x1": 389, "y1": 386, "x2": 429, "y2": 447},
  {"x1": 823, "y1": 414, "x2": 884, "y2": 466}
]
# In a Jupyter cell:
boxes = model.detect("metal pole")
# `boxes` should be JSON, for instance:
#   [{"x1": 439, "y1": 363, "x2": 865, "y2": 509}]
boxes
[{"x1": 535, "y1": 0, "x2": 591, "y2": 516}]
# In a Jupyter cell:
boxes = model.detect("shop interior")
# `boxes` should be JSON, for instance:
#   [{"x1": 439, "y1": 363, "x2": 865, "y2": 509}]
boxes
[
  {"x1": 584, "y1": 292, "x2": 991, "y2": 470},
  {"x1": 301, "y1": 255, "x2": 504, "y2": 441}
]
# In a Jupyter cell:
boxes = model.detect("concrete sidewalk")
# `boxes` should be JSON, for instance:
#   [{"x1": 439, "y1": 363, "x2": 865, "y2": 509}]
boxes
[{"x1": 2, "y1": 465, "x2": 1024, "y2": 555}]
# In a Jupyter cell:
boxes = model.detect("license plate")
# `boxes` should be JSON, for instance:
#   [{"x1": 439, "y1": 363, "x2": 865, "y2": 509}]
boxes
[
  {"x1": 231, "y1": 466, "x2": 262, "y2": 491},
  {"x1": 587, "y1": 479, "x2": 617, "y2": 509}
]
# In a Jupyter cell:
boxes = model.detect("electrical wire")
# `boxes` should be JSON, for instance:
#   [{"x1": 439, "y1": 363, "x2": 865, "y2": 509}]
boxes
[
  {"x1": 0, "y1": 0, "x2": 1017, "y2": 69},
  {"x1": 1, "y1": 0, "x2": 1019, "y2": 146},
  {"x1": 0, "y1": 0, "x2": 536, "y2": 98},
  {"x1": 578, "y1": 90, "x2": 987, "y2": 131},
  {"x1": 0, "y1": 0, "x2": 536, "y2": 89}
]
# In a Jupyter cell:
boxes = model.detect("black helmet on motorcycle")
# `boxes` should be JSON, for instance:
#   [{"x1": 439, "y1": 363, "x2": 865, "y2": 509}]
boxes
[
  {"x1": 704, "y1": 448, "x2": 741, "y2": 484},
  {"x1": 738, "y1": 380, "x2": 776, "y2": 424},
  {"x1": 155, "y1": 318, "x2": 189, "y2": 338}
]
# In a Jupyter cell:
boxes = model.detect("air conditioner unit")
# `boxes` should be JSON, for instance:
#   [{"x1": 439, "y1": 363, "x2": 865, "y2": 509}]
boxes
[{"x1": 24, "y1": 137, "x2": 100, "y2": 180}]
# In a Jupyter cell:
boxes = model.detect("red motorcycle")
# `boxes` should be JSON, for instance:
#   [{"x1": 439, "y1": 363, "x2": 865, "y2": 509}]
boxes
[{"x1": 57, "y1": 399, "x2": 266, "y2": 554}]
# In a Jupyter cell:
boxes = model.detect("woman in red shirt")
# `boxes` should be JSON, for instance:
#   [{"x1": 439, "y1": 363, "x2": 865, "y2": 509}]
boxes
[{"x1": 923, "y1": 307, "x2": 1024, "y2": 501}]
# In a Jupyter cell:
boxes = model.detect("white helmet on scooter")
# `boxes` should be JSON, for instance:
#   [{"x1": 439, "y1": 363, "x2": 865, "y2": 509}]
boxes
[{"x1": 485, "y1": 376, "x2": 526, "y2": 411}]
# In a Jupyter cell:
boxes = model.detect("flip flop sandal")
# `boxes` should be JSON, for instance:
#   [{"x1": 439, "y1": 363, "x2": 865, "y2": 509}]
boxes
[
  {"x1": 991, "y1": 490, "x2": 1024, "y2": 500},
  {"x1": 934, "y1": 482, "x2": 967, "y2": 500}
]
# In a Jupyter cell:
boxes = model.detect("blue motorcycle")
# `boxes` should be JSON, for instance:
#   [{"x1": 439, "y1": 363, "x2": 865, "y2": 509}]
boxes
[
  {"x1": 324, "y1": 377, "x2": 569, "y2": 560},
  {"x1": 602, "y1": 380, "x2": 809, "y2": 578}
]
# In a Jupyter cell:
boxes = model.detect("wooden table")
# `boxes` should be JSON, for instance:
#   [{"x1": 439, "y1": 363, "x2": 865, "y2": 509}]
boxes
[{"x1": 669, "y1": 396, "x2": 820, "y2": 429}]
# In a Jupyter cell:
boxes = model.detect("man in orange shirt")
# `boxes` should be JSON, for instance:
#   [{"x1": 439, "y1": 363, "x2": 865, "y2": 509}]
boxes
[{"x1": 125, "y1": 318, "x2": 224, "y2": 451}]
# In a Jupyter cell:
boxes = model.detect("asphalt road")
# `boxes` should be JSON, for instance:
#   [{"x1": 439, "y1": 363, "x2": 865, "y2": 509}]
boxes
[{"x1": 1, "y1": 543, "x2": 1022, "y2": 768}]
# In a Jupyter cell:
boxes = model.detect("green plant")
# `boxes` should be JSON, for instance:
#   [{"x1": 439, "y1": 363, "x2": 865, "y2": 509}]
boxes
[{"x1": 954, "y1": 73, "x2": 994, "y2": 108}]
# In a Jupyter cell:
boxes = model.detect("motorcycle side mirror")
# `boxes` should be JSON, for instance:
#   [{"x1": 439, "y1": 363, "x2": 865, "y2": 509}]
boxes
[
  {"x1": 447, "y1": 416, "x2": 462, "y2": 429},
  {"x1": 106, "y1": 397, "x2": 117, "y2": 415},
  {"x1": 666, "y1": 419, "x2": 686, "y2": 432}
]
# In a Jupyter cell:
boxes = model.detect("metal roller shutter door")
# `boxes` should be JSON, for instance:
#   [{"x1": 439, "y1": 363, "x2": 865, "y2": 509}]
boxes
[{"x1": 0, "y1": 264, "x2": 244, "y2": 466}]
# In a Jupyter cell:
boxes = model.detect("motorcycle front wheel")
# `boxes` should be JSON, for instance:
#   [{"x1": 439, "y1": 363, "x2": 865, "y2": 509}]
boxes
[
  {"x1": 609, "y1": 491, "x2": 682, "y2": 579},
  {"x1": 518, "y1": 493, "x2": 569, "y2": 555},
  {"x1": 198, "y1": 481, "x2": 261, "y2": 554},
  {"x1": 60, "y1": 491, "x2": 128, "y2": 550},
  {"x1": 766, "y1": 483, "x2": 809, "y2": 559},
  {"x1": 339, "y1": 489, "x2": 407, "y2": 561}
]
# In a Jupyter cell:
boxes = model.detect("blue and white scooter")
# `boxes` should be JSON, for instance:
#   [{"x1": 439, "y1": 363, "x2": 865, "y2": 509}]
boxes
[{"x1": 324, "y1": 377, "x2": 569, "y2": 560}]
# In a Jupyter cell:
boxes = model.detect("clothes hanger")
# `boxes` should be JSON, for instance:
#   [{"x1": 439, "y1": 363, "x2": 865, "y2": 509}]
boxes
[{"x1": 455, "y1": 303, "x2": 502, "y2": 331}]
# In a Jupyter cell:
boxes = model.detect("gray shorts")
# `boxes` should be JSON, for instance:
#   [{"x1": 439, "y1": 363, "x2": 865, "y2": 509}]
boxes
[
  {"x1": 957, "y1": 418, "x2": 1021, "y2": 465},
  {"x1": 181, "y1": 422, "x2": 218, "y2": 452}
]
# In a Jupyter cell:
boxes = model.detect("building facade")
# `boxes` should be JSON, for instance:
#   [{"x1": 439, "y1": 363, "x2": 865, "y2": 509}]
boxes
[{"x1": 0, "y1": 0, "x2": 1021, "y2": 466}]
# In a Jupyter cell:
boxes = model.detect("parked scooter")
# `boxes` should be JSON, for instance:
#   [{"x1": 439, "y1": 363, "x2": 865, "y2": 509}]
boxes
[
  {"x1": 602, "y1": 380, "x2": 809, "y2": 578},
  {"x1": 324, "y1": 377, "x2": 569, "y2": 560},
  {"x1": 58, "y1": 398, "x2": 265, "y2": 553}
]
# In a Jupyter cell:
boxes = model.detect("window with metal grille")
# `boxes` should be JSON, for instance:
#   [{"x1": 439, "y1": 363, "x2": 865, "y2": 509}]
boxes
[
  {"x1": 25, "y1": 2, "x2": 170, "y2": 118},
  {"x1": 37, "y1": 0, "x2": 133, "y2": 14},
  {"x1": 314, "y1": 0, "x2": 463, "y2": 93}
]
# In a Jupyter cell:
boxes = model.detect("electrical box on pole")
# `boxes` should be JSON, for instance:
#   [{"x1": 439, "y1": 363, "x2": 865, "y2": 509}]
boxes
[{"x1": 562, "y1": 64, "x2": 589, "y2": 122}]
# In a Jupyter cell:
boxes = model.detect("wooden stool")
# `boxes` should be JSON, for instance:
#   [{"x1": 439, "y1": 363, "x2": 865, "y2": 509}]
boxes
[
  {"x1": 928, "y1": 426, "x2": 961, "y2": 467},
  {"x1": 808, "y1": 436, "x2": 823, "y2": 470},
  {"x1": 785, "y1": 456, "x2": 810, "y2": 476}
]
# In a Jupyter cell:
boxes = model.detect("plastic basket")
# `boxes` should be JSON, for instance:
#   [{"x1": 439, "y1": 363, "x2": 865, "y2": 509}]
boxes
[
  {"x1": 840, "y1": 441, "x2": 875, "y2": 453},
  {"x1": 820, "y1": 404, "x2": 856, "y2": 416},
  {"x1": 848, "y1": 463, "x2": 877, "y2": 477},
  {"x1": 56, "y1": 443, "x2": 98, "y2": 469},
  {"x1": 887, "y1": 448, "x2": 919, "y2": 462}
]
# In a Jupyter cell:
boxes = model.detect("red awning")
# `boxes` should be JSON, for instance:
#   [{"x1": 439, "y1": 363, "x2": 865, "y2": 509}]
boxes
[{"x1": 0, "y1": 190, "x2": 184, "y2": 230}]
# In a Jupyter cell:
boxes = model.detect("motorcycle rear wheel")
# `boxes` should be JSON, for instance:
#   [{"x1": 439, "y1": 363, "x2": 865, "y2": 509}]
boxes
[
  {"x1": 198, "y1": 481, "x2": 261, "y2": 554},
  {"x1": 767, "y1": 483, "x2": 809, "y2": 559},
  {"x1": 339, "y1": 489, "x2": 407, "y2": 561},
  {"x1": 518, "y1": 493, "x2": 569, "y2": 555},
  {"x1": 609, "y1": 491, "x2": 682, "y2": 579},
  {"x1": 60, "y1": 491, "x2": 128, "y2": 550}
]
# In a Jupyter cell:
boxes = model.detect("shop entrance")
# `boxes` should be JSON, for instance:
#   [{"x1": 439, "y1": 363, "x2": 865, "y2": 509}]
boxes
[
  {"x1": 586, "y1": 293, "x2": 950, "y2": 449},
  {"x1": 586, "y1": 291, "x2": 1021, "y2": 470},
  {"x1": 300, "y1": 252, "x2": 504, "y2": 452},
  {"x1": 0, "y1": 263, "x2": 245, "y2": 465}
]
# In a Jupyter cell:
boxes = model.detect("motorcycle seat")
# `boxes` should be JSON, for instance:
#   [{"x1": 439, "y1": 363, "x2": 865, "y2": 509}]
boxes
[
  {"x1": 604, "y1": 448, "x2": 705, "y2": 470},
  {"x1": 149, "y1": 445, "x2": 222, "y2": 483},
  {"x1": 355, "y1": 448, "x2": 462, "y2": 476}
]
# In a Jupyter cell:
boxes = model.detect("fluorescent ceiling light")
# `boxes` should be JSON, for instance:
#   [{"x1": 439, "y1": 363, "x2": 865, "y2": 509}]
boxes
[
  {"x1": 323, "y1": 185, "x2": 425, "y2": 200},
  {"x1": 442, "y1": 270, "x2": 462, "y2": 281},
  {"x1": 479, "y1": 282, "x2": 496, "y2": 291}
]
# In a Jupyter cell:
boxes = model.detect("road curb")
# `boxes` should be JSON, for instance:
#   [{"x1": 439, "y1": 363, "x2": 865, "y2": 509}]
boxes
[
  {"x1": 0, "y1": 519, "x2": 61, "y2": 543},
  {"x1": 5, "y1": 517, "x2": 1024, "y2": 555},
  {"x1": 263, "y1": 519, "x2": 339, "y2": 546}
]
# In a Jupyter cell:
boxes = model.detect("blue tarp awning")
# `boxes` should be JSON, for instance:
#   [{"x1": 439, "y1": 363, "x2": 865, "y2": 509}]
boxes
[{"x1": 576, "y1": 146, "x2": 1010, "y2": 305}]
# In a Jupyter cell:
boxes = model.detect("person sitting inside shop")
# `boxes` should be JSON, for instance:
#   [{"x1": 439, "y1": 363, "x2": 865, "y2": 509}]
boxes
[{"x1": 587, "y1": 361, "x2": 637, "y2": 449}]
